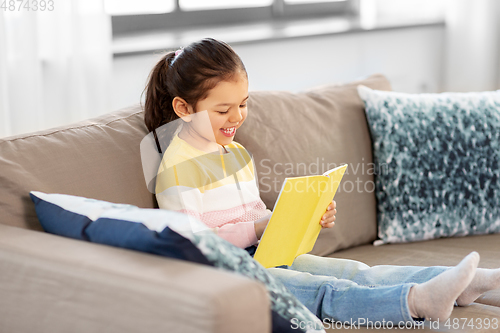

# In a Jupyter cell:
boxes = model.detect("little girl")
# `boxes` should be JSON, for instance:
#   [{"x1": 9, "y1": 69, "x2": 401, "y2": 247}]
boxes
[{"x1": 144, "y1": 38, "x2": 500, "y2": 326}]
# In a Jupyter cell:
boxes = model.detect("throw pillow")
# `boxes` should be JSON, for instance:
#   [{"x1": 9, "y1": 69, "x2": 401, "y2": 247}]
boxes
[
  {"x1": 358, "y1": 85, "x2": 500, "y2": 245},
  {"x1": 30, "y1": 191, "x2": 325, "y2": 333}
]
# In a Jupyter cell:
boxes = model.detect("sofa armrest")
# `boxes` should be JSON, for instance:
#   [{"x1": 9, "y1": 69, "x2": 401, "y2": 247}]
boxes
[{"x1": 0, "y1": 224, "x2": 271, "y2": 333}]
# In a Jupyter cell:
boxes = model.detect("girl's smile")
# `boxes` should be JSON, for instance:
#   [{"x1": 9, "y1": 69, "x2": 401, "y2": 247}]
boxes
[{"x1": 220, "y1": 126, "x2": 237, "y2": 137}]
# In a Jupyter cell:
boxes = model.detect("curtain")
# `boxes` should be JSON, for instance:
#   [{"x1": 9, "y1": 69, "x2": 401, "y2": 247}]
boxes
[
  {"x1": 444, "y1": 0, "x2": 500, "y2": 92},
  {"x1": 0, "y1": 0, "x2": 112, "y2": 138}
]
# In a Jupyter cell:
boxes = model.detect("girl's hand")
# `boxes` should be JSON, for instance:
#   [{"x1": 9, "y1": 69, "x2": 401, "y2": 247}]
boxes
[
  {"x1": 320, "y1": 200, "x2": 337, "y2": 229},
  {"x1": 254, "y1": 213, "x2": 272, "y2": 240}
]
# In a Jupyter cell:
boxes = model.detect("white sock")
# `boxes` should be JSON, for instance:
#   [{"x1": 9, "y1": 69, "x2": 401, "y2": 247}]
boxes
[
  {"x1": 408, "y1": 251, "x2": 480, "y2": 321},
  {"x1": 456, "y1": 267, "x2": 500, "y2": 306}
]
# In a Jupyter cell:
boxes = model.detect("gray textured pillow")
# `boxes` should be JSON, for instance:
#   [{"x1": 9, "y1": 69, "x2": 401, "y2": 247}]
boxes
[{"x1": 358, "y1": 85, "x2": 500, "y2": 244}]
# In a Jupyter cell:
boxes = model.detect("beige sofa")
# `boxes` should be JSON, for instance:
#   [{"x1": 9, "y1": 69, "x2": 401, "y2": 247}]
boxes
[{"x1": 0, "y1": 74, "x2": 499, "y2": 333}]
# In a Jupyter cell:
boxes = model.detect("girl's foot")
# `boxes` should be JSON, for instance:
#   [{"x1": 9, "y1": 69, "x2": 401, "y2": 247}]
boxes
[
  {"x1": 408, "y1": 251, "x2": 480, "y2": 321},
  {"x1": 457, "y1": 267, "x2": 500, "y2": 306}
]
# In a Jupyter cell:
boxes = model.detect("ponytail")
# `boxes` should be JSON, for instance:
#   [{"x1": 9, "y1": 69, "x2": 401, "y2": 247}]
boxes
[
  {"x1": 143, "y1": 52, "x2": 177, "y2": 153},
  {"x1": 142, "y1": 52, "x2": 177, "y2": 153}
]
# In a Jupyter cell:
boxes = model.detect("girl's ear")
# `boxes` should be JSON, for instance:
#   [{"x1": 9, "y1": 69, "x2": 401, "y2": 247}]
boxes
[{"x1": 172, "y1": 97, "x2": 194, "y2": 122}]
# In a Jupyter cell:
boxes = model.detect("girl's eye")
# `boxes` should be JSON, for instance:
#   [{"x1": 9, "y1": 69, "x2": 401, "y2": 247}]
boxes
[
  {"x1": 217, "y1": 111, "x2": 228, "y2": 114},
  {"x1": 240, "y1": 104, "x2": 247, "y2": 108}
]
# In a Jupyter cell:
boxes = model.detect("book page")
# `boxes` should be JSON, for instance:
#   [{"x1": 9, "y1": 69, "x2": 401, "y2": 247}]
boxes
[
  {"x1": 295, "y1": 164, "x2": 347, "y2": 257},
  {"x1": 254, "y1": 176, "x2": 322, "y2": 268}
]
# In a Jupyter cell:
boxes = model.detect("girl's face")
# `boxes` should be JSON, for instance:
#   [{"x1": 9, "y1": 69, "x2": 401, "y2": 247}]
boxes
[{"x1": 189, "y1": 72, "x2": 248, "y2": 148}]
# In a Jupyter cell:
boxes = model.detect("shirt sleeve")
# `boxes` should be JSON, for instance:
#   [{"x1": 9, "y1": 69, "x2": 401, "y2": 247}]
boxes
[
  {"x1": 214, "y1": 221, "x2": 258, "y2": 248},
  {"x1": 158, "y1": 180, "x2": 259, "y2": 248}
]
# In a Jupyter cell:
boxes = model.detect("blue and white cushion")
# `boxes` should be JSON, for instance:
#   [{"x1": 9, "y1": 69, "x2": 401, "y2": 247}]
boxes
[{"x1": 30, "y1": 191, "x2": 325, "y2": 333}]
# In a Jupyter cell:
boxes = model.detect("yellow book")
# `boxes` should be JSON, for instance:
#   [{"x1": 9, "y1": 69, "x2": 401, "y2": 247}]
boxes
[{"x1": 253, "y1": 164, "x2": 348, "y2": 268}]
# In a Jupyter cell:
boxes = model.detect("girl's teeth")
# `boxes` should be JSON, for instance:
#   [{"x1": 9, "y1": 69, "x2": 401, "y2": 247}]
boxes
[{"x1": 221, "y1": 127, "x2": 235, "y2": 134}]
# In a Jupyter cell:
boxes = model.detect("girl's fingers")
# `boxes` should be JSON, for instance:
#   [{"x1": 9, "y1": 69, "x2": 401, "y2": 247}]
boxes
[
  {"x1": 322, "y1": 209, "x2": 337, "y2": 220},
  {"x1": 321, "y1": 217, "x2": 335, "y2": 229},
  {"x1": 321, "y1": 201, "x2": 337, "y2": 227},
  {"x1": 327, "y1": 201, "x2": 337, "y2": 214},
  {"x1": 321, "y1": 221, "x2": 335, "y2": 228}
]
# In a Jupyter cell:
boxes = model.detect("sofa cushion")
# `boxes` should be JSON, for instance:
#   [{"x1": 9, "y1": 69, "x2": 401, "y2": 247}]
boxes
[
  {"x1": 358, "y1": 86, "x2": 500, "y2": 245},
  {"x1": 30, "y1": 191, "x2": 327, "y2": 333},
  {"x1": 0, "y1": 105, "x2": 155, "y2": 231},
  {"x1": 0, "y1": 223, "x2": 272, "y2": 333},
  {"x1": 236, "y1": 74, "x2": 392, "y2": 255}
]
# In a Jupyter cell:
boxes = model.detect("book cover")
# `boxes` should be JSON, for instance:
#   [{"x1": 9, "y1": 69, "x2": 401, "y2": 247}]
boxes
[{"x1": 253, "y1": 164, "x2": 348, "y2": 268}]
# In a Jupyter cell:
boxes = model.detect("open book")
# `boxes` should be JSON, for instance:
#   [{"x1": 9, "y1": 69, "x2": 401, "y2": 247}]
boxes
[{"x1": 253, "y1": 164, "x2": 348, "y2": 268}]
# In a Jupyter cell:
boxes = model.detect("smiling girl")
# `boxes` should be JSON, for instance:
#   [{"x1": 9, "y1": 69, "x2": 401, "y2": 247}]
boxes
[{"x1": 143, "y1": 38, "x2": 500, "y2": 326}]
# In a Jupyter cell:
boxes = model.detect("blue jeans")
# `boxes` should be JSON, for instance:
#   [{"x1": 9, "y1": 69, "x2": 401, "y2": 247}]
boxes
[{"x1": 266, "y1": 254, "x2": 449, "y2": 324}]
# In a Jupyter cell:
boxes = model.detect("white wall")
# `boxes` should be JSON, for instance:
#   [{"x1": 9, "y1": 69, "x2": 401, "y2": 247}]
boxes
[
  {"x1": 370, "y1": 0, "x2": 500, "y2": 92},
  {"x1": 444, "y1": 0, "x2": 500, "y2": 92},
  {"x1": 111, "y1": 25, "x2": 445, "y2": 111}
]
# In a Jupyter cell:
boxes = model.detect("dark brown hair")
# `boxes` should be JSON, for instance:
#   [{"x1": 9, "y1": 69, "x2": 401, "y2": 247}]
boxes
[{"x1": 142, "y1": 38, "x2": 247, "y2": 152}]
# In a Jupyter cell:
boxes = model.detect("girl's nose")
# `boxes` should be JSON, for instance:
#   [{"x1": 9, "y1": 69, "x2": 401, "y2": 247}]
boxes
[{"x1": 230, "y1": 109, "x2": 243, "y2": 123}]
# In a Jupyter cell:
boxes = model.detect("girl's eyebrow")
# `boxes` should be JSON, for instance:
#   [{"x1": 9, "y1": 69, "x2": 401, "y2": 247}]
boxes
[{"x1": 215, "y1": 96, "x2": 249, "y2": 107}]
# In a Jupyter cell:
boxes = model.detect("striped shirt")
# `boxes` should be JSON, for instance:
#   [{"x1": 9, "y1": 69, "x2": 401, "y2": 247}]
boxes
[{"x1": 156, "y1": 133, "x2": 271, "y2": 248}]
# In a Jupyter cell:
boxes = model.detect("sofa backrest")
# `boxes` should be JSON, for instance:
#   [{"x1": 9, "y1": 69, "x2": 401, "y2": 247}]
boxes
[
  {"x1": 235, "y1": 74, "x2": 392, "y2": 255},
  {"x1": 0, "y1": 106, "x2": 155, "y2": 231},
  {"x1": 0, "y1": 74, "x2": 391, "y2": 255}
]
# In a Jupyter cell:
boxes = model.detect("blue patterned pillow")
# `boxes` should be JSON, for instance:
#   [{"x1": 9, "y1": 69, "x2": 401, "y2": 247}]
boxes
[
  {"x1": 358, "y1": 86, "x2": 500, "y2": 245},
  {"x1": 30, "y1": 191, "x2": 325, "y2": 333}
]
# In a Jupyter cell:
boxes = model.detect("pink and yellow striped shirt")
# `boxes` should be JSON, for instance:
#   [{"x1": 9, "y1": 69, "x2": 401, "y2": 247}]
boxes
[{"x1": 156, "y1": 133, "x2": 271, "y2": 248}]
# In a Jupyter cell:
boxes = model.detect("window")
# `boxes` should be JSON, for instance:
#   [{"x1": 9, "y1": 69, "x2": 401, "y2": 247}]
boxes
[
  {"x1": 179, "y1": 0, "x2": 274, "y2": 11},
  {"x1": 108, "y1": 0, "x2": 356, "y2": 36},
  {"x1": 105, "y1": 0, "x2": 176, "y2": 16},
  {"x1": 284, "y1": 0, "x2": 345, "y2": 3}
]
